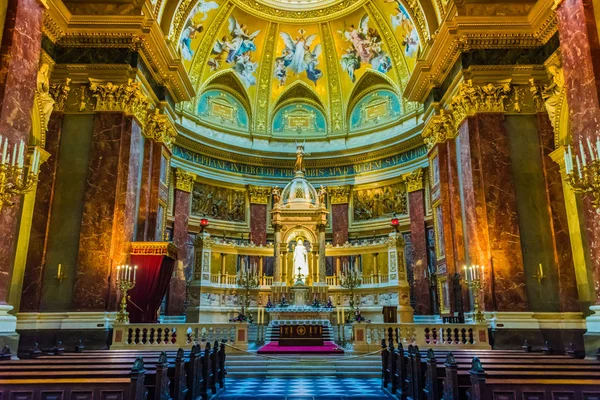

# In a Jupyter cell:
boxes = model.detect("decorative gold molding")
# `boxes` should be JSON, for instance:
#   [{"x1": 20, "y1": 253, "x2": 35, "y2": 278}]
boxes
[
  {"x1": 229, "y1": 0, "x2": 365, "y2": 24},
  {"x1": 175, "y1": 168, "x2": 196, "y2": 193},
  {"x1": 328, "y1": 186, "x2": 351, "y2": 204},
  {"x1": 168, "y1": 0, "x2": 197, "y2": 43},
  {"x1": 248, "y1": 186, "x2": 272, "y2": 204},
  {"x1": 320, "y1": 22, "x2": 344, "y2": 134},
  {"x1": 88, "y1": 78, "x2": 150, "y2": 124},
  {"x1": 130, "y1": 241, "x2": 179, "y2": 259},
  {"x1": 404, "y1": 168, "x2": 424, "y2": 192},
  {"x1": 254, "y1": 22, "x2": 279, "y2": 133}
]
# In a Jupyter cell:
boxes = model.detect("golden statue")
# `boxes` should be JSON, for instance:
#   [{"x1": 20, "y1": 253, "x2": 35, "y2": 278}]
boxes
[{"x1": 294, "y1": 142, "x2": 309, "y2": 173}]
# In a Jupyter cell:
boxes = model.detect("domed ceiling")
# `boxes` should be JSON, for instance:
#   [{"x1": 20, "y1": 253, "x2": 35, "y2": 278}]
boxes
[{"x1": 170, "y1": 0, "x2": 428, "y2": 139}]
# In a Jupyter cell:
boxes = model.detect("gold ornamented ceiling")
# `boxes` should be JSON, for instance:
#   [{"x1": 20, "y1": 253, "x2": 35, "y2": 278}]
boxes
[{"x1": 170, "y1": 0, "x2": 429, "y2": 137}]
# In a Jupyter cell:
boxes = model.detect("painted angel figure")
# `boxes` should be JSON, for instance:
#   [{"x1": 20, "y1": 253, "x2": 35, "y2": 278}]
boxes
[
  {"x1": 191, "y1": 0, "x2": 218, "y2": 21},
  {"x1": 341, "y1": 46, "x2": 361, "y2": 83},
  {"x1": 180, "y1": 23, "x2": 204, "y2": 61},
  {"x1": 340, "y1": 15, "x2": 372, "y2": 63},
  {"x1": 226, "y1": 17, "x2": 260, "y2": 64},
  {"x1": 209, "y1": 36, "x2": 233, "y2": 71},
  {"x1": 387, "y1": 0, "x2": 419, "y2": 57}
]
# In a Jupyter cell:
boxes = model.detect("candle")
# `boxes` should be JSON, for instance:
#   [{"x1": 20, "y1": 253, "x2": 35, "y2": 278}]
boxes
[
  {"x1": 117, "y1": 265, "x2": 121, "y2": 280},
  {"x1": 596, "y1": 138, "x2": 600, "y2": 161},
  {"x1": 588, "y1": 138, "x2": 596, "y2": 161},
  {"x1": 133, "y1": 266, "x2": 137, "y2": 281},
  {"x1": 538, "y1": 263, "x2": 543, "y2": 277},
  {"x1": 18, "y1": 141, "x2": 24, "y2": 168},
  {"x1": 1, "y1": 136, "x2": 6, "y2": 164},
  {"x1": 57, "y1": 263, "x2": 62, "y2": 277},
  {"x1": 11, "y1": 143, "x2": 16, "y2": 166},
  {"x1": 568, "y1": 145, "x2": 573, "y2": 172},
  {"x1": 577, "y1": 156, "x2": 582, "y2": 178},
  {"x1": 580, "y1": 141, "x2": 587, "y2": 165},
  {"x1": 564, "y1": 150, "x2": 570, "y2": 174}
]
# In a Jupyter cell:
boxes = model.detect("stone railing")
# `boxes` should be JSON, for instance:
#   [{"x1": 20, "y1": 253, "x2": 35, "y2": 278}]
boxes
[
  {"x1": 261, "y1": 276, "x2": 273, "y2": 286},
  {"x1": 351, "y1": 323, "x2": 490, "y2": 352},
  {"x1": 111, "y1": 322, "x2": 248, "y2": 351}
]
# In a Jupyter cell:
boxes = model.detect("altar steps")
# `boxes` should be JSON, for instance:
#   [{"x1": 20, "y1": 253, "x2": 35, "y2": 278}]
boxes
[{"x1": 224, "y1": 354, "x2": 381, "y2": 378}]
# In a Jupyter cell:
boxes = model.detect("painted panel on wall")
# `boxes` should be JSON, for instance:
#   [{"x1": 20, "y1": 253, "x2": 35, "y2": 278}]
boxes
[
  {"x1": 350, "y1": 90, "x2": 401, "y2": 131},
  {"x1": 179, "y1": 0, "x2": 221, "y2": 65},
  {"x1": 197, "y1": 89, "x2": 249, "y2": 130},
  {"x1": 352, "y1": 182, "x2": 407, "y2": 222},
  {"x1": 191, "y1": 182, "x2": 246, "y2": 222},
  {"x1": 272, "y1": 103, "x2": 326, "y2": 135}
]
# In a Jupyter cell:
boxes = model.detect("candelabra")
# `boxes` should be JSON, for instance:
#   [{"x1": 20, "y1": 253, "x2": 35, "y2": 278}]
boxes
[
  {"x1": 237, "y1": 263, "x2": 259, "y2": 315},
  {"x1": 116, "y1": 265, "x2": 137, "y2": 323},
  {"x1": 0, "y1": 136, "x2": 42, "y2": 212},
  {"x1": 340, "y1": 266, "x2": 361, "y2": 322},
  {"x1": 564, "y1": 137, "x2": 600, "y2": 208},
  {"x1": 464, "y1": 265, "x2": 485, "y2": 323}
]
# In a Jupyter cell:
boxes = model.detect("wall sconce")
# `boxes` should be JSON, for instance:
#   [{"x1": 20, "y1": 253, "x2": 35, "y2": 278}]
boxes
[
  {"x1": 54, "y1": 263, "x2": 67, "y2": 284},
  {"x1": 200, "y1": 217, "x2": 209, "y2": 232},
  {"x1": 533, "y1": 263, "x2": 545, "y2": 284}
]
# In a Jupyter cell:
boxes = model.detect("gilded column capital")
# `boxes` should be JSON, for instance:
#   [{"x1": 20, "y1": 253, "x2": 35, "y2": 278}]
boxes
[
  {"x1": 447, "y1": 80, "x2": 513, "y2": 128},
  {"x1": 175, "y1": 168, "x2": 196, "y2": 193},
  {"x1": 405, "y1": 168, "x2": 424, "y2": 192},
  {"x1": 422, "y1": 109, "x2": 455, "y2": 151},
  {"x1": 248, "y1": 186, "x2": 272, "y2": 204},
  {"x1": 88, "y1": 78, "x2": 150, "y2": 124},
  {"x1": 328, "y1": 186, "x2": 351, "y2": 204},
  {"x1": 145, "y1": 109, "x2": 178, "y2": 150}
]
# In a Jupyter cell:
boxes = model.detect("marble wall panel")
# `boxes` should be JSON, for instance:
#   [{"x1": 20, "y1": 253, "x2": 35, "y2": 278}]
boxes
[
  {"x1": 0, "y1": 0, "x2": 44, "y2": 304},
  {"x1": 250, "y1": 204, "x2": 267, "y2": 245},
  {"x1": 408, "y1": 189, "x2": 431, "y2": 314},
  {"x1": 557, "y1": 0, "x2": 600, "y2": 303},
  {"x1": 332, "y1": 204, "x2": 349, "y2": 246},
  {"x1": 20, "y1": 113, "x2": 63, "y2": 311}
]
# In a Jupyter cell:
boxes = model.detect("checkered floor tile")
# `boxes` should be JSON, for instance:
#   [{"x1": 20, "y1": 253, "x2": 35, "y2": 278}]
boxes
[{"x1": 215, "y1": 377, "x2": 391, "y2": 399}]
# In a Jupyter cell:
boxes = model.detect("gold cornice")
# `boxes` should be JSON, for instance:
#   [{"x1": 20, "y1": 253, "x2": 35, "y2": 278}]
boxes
[
  {"x1": 248, "y1": 186, "x2": 272, "y2": 204},
  {"x1": 254, "y1": 22, "x2": 278, "y2": 134},
  {"x1": 228, "y1": 0, "x2": 365, "y2": 24},
  {"x1": 328, "y1": 186, "x2": 351, "y2": 204},
  {"x1": 404, "y1": 0, "x2": 558, "y2": 103},
  {"x1": 404, "y1": 168, "x2": 424, "y2": 192},
  {"x1": 43, "y1": 0, "x2": 195, "y2": 104},
  {"x1": 130, "y1": 241, "x2": 179, "y2": 258},
  {"x1": 175, "y1": 168, "x2": 196, "y2": 192}
]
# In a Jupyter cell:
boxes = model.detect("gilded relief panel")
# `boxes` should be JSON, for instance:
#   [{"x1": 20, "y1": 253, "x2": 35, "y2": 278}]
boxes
[
  {"x1": 191, "y1": 182, "x2": 246, "y2": 222},
  {"x1": 349, "y1": 89, "x2": 401, "y2": 132},
  {"x1": 197, "y1": 89, "x2": 249, "y2": 131},
  {"x1": 352, "y1": 182, "x2": 407, "y2": 221}
]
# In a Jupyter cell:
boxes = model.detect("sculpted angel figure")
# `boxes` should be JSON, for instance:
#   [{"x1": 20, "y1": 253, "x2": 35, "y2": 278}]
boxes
[
  {"x1": 294, "y1": 143, "x2": 310, "y2": 173},
  {"x1": 37, "y1": 64, "x2": 55, "y2": 129},
  {"x1": 272, "y1": 186, "x2": 281, "y2": 204},
  {"x1": 318, "y1": 185, "x2": 327, "y2": 205},
  {"x1": 542, "y1": 65, "x2": 565, "y2": 128}
]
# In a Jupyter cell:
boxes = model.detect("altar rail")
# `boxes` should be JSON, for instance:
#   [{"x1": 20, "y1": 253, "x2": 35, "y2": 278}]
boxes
[
  {"x1": 111, "y1": 323, "x2": 248, "y2": 351},
  {"x1": 352, "y1": 323, "x2": 491, "y2": 351},
  {"x1": 326, "y1": 274, "x2": 390, "y2": 287}
]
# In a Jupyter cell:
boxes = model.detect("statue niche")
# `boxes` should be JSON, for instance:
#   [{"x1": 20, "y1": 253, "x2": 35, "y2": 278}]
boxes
[
  {"x1": 191, "y1": 182, "x2": 245, "y2": 222},
  {"x1": 353, "y1": 182, "x2": 407, "y2": 221}
]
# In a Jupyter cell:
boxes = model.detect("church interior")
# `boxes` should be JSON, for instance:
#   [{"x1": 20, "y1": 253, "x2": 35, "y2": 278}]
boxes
[{"x1": 2, "y1": 0, "x2": 600, "y2": 397}]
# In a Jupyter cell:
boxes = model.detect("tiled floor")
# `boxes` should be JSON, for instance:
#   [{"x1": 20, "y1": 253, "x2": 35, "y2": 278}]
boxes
[{"x1": 216, "y1": 377, "x2": 391, "y2": 399}]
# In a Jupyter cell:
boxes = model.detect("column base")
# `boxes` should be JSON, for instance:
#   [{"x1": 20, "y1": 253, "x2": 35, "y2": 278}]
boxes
[
  {"x1": 0, "y1": 304, "x2": 19, "y2": 352},
  {"x1": 398, "y1": 305, "x2": 414, "y2": 323}
]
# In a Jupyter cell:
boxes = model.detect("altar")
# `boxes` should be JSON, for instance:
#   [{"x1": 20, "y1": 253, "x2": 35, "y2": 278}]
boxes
[{"x1": 279, "y1": 324, "x2": 324, "y2": 346}]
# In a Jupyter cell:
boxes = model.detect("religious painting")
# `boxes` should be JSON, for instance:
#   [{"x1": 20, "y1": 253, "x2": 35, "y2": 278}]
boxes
[
  {"x1": 350, "y1": 90, "x2": 402, "y2": 131},
  {"x1": 437, "y1": 276, "x2": 451, "y2": 315},
  {"x1": 208, "y1": 15, "x2": 261, "y2": 87},
  {"x1": 156, "y1": 204, "x2": 165, "y2": 240},
  {"x1": 352, "y1": 182, "x2": 407, "y2": 222},
  {"x1": 433, "y1": 203, "x2": 445, "y2": 259},
  {"x1": 191, "y1": 182, "x2": 246, "y2": 222},
  {"x1": 272, "y1": 103, "x2": 326, "y2": 135},
  {"x1": 179, "y1": 0, "x2": 220, "y2": 64},
  {"x1": 159, "y1": 152, "x2": 168, "y2": 185},
  {"x1": 274, "y1": 29, "x2": 323, "y2": 88},
  {"x1": 197, "y1": 89, "x2": 249, "y2": 130},
  {"x1": 431, "y1": 154, "x2": 440, "y2": 187},
  {"x1": 377, "y1": 0, "x2": 420, "y2": 59},
  {"x1": 335, "y1": 13, "x2": 392, "y2": 83}
]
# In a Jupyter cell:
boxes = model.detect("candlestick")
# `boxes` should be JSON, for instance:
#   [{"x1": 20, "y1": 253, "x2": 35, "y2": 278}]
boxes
[
  {"x1": 116, "y1": 264, "x2": 137, "y2": 323},
  {"x1": 580, "y1": 141, "x2": 587, "y2": 165}
]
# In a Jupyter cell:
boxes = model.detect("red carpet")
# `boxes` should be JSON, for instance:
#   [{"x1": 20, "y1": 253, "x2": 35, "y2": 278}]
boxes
[{"x1": 257, "y1": 341, "x2": 344, "y2": 354}]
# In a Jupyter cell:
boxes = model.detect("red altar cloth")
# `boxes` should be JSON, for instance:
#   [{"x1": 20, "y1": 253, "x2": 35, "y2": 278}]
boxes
[{"x1": 127, "y1": 254, "x2": 175, "y2": 323}]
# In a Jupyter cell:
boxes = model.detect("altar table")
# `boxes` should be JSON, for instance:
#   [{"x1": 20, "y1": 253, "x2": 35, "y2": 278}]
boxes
[{"x1": 279, "y1": 324, "x2": 324, "y2": 346}]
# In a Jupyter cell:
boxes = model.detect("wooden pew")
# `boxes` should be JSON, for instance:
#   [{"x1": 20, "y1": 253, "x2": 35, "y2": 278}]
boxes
[{"x1": 0, "y1": 356, "x2": 148, "y2": 400}]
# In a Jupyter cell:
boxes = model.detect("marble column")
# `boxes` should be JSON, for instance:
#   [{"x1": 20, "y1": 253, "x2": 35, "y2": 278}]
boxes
[
  {"x1": 406, "y1": 169, "x2": 432, "y2": 315},
  {"x1": 0, "y1": 0, "x2": 45, "y2": 343},
  {"x1": 556, "y1": 0, "x2": 600, "y2": 305},
  {"x1": 458, "y1": 114, "x2": 528, "y2": 312},
  {"x1": 71, "y1": 114, "x2": 143, "y2": 311},
  {"x1": 330, "y1": 187, "x2": 350, "y2": 246},
  {"x1": 20, "y1": 113, "x2": 64, "y2": 312},
  {"x1": 318, "y1": 224, "x2": 326, "y2": 283},
  {"x1": 537, "y1": 113, "x2": 580, "y2": 312},
  {"x1": 273, "y1": 224, "x2": 282, "y2": 282},
  {"x1": 165, "y1": 169, "x2": 195, "y2": 316}
]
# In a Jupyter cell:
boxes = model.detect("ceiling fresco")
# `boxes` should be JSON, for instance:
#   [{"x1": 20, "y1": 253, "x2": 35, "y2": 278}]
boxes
[{"x1": 174, "y1": 0, "x2": 425, "y2": 136}]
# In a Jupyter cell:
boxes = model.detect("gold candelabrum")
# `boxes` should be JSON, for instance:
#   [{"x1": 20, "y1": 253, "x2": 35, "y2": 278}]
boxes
[
  {"x1": 464, "y1": 264, "x2": 485, "y2": 323},
  {"x1": 116, "y1": 264, "x2": 137, "y2": 323},
  {"x1": 0, "y1": 136, "x2": 42, "y2": 212},
  {"x1": 340, "y1": 264, "x2": 361, "y2": 319},
  {"x1": 237, "y1": 261, "x2": 259, "y2": 311},
  {"x1": 564, "y1": 137, "x2": 600, "y2": 208}
]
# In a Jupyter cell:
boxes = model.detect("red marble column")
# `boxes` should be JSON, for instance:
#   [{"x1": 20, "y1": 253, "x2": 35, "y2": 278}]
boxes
[
  {"x1": 0, "y1": 0, "x2": 44, "y2": 306},
  {"x1": 537, "y1": 113, "x2": 580, "y2": 311},
  {"x1": 146, "y1": 141, "x2": 166, "y2": 241},
  {"x1": 556, "y1": 0, "x2": 600, "y2": 303},
  {"x1": 136, "y1": 139, "x2": 154, "y2": 241},
  {"x1": 408, "y1": 181, "x2": 431, "y2": 315},
  {"x1": 250, "y1": 204, "x2": 267, "y2": 246},
  {"x1": 166, "y1": 175, "x2": 193, "y2": 316},
  {"x1": 458, "y1": 114, "x2": 528, "y2": 311},
  {"x1": 20, "y1": 113, "x2": 64, "y2": 311},
  {"x1": 71, "y1": 113, "x2": 143, "y2": 311},
  {"x1": 331, "y1": 203, "x2": 349, "y2": 246}
]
